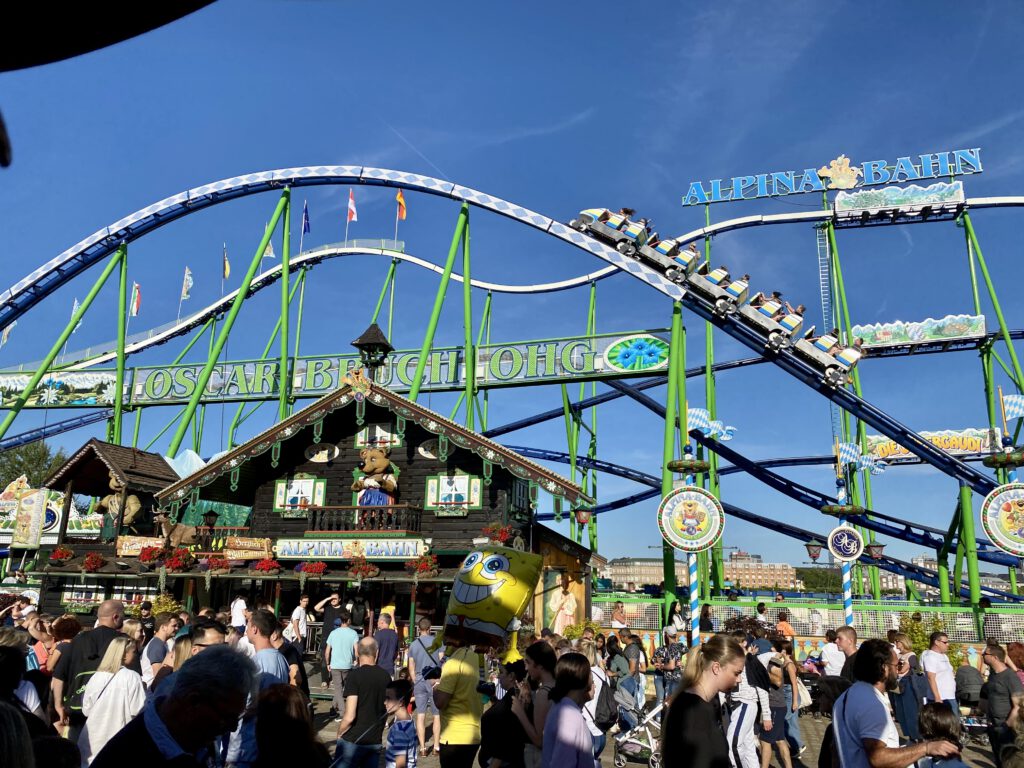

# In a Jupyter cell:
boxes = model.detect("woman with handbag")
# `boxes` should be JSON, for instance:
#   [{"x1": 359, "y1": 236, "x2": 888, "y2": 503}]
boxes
[
  {"x1": 893, "y1": 633, "x2": 924, "y2": 741},
  {"x1": 77, "y1": 637, "x2": 146, "y2": 764}
]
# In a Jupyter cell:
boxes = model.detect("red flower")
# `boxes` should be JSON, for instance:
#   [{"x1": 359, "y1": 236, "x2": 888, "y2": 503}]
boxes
[
  {"x1": 163, "y1": 548, "x2": 194, "y2": 573},
  {"x1": 253, "y1": 558, "x2": 282, "y2": 572},
  {"x1": 348, "y1": 555, "x2": 379, "y2": 578},
  {"x1": 300, "y1": 561, "x2": 328, "y2": 576},
  {"x1": 50, "y1": 545, "x2": 74, "y2": 562},
  {"x1": 83, "y1": 552, "x2": 106, "y2": 573},
  {"x1": 405, "y1": 554, "x2": 438, "y2": 575},
  {"x1": 481, "y1": 523, "x2": 513, "y2": 544},
  {"x1": 139, "y1": 546, "x2": 167, "y2": 564},
  {"x1": 205, "y1": 556, "x2": 231, "y2": 571}
]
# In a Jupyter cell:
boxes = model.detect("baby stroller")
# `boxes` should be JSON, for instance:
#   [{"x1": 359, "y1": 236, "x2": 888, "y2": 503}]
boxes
[{"x1": 613, "y1": 679, "x2": 663, "y2": 768}]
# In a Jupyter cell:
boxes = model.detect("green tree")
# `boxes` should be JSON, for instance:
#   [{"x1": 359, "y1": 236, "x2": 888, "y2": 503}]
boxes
[{"x1": 0, "y1": 441, "x2": 68, "y2": 489}]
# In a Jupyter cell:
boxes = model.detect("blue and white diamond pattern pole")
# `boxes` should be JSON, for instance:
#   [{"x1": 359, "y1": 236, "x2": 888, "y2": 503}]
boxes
[
  {"x1": 840, "y1": 515, "x2": 854, "y2": 627},
  {"x1": 689, "y1": 552, "x2": 700, "y2": 648}
]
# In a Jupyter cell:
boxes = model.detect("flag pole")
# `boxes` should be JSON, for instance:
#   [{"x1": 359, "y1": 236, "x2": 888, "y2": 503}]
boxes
[
  {"x1": 344, "y1": 211, "x2": 350, "y2": 245},
  {"x1": 999, "y1": 385, "x2": 1009, "y2": 440},
  {"x1": 176, "y1": 294, "x2": 183, "y2": 324},
  {"x1": 394, "y1": 205, "x2": 399, "y2": 243}
]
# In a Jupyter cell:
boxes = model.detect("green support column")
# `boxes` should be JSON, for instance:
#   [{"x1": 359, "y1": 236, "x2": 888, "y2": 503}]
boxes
[
  {"x1": 936, "y1": 550, "x2": 951, "y2": 606},
  {"x1": 409, "y1": 205, "x2": 468, "y2": 402},
  {"x1": 228, "y1": 276, "x2": 305, "y2": 446},
  {"x1": 826, "y1": 220, "x2": 881, "y2": 600},
  {"x1": 1009, "y1": 567, "x2": 1018, "y2": 596},
  {"x1": 462, "y1": 217, "x2": 474, "y2": 430},
  {"x1": 168, "y1": 190, "x2": 289, "y2": 456},
  {"x1": 937, "y1": 504, "x2": 960, "y2": 606},
  {"x1": 113, "y1": 244, "x2": 129, "y2": 443},
  {"x1": 660, "y1": 302, "x2": 684, "y2": 621},
  {"x1": 962, "y1": 213, "x2": 1024, "y2": 389},
  {"x1": 131, "y1": 408, "x2": 143, "y2": 448},
  {"x1": 952, "y1": 537, "x2": 965, "y2": 601},
  {"x1": 290, "y1": 267, "x2": 308, "y2": 409},
  {"x1": 0, "y1": 247, "x2": 125, "y2": 442},
  {"x1": 702, "y1": 207, "x2": 725, "y2": 596},
  {"x1": 278, "y1": 191, "x2": 291, "y2": 421},
  {"x1": 959, "y1": 483, "x2": 981, "y2": 607}
]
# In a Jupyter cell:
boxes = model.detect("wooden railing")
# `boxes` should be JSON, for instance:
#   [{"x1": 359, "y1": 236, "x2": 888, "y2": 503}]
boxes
[{"x1": 306, "y1": 505, "x2": 421, "y2": 534}]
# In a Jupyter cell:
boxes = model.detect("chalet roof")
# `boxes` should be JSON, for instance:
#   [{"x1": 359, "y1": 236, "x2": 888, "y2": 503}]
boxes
[
  {"x1": 44, "y1": 439, "x2": 180, "y2": 497},
  {"x1": 156, "y1": 373, "x2": 592, "y2": 508}
]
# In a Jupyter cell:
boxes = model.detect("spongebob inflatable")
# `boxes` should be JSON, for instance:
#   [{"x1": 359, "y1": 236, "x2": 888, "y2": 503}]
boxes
[{"x1": 440, "y1": 544, "x2": 542, "y2": 660}]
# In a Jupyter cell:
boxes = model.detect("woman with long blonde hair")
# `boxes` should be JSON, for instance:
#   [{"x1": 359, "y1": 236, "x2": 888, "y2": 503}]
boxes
[
  {"x1": 151, "y1": 635, "x2": 192, "y2": 693},
  {"x1": 662, "y1": 634, "x2": 745, "y2": 768},
  {"x1": 78, "y1": 637, "x2": 146, "y2": 765}
]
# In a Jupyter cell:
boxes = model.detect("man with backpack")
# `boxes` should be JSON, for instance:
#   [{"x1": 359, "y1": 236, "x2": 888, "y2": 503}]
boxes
[
  {"x1": 51, "y1": 599, "x2": 125, "y2": 742},
  {"x1": 406, "y1": 617, "x2": 442, "y2": 756},
  {"x1": 580, "y1": 638, "x2": 616, "y2": 763},
  {"x1": 726, "y1": 631, "x2": 771, "y2": 768}
]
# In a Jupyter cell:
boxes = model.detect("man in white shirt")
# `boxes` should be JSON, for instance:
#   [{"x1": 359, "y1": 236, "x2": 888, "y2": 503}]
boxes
[
  {"x1": 290, "y1": 594, "x2": 309, "y2": 655},
  {"x1": 229, "y1": 591, "x2": 248, "y2": 633},
  {"x1": 834, "y1": 638, "x2": 959, "y2": 768},
  {"x1": 921, "y1": 631, "x2": 958, "y2": 711},
  {"x1": 821, "y1": 629, "x2": 846, "y2": 677}
]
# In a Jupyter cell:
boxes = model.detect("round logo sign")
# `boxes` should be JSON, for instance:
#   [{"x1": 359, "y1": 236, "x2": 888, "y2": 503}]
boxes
[
  {"x1": 827, "y1": 525, "x2": 864, "y2": 562},
  {"x1": 982, "y1": 482, "x2": 1024, "y2": 557},
  {"x1": 657, "y1": 486, "x2": 724, "y2": 553}
]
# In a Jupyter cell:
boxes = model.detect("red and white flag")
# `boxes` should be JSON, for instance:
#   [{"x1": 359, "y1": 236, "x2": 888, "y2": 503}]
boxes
[
  {"x1": 347, "y1": 189, "x2": 358, "y2": 223},
  {"x1": 129, "y1": 282, "x2": 142, "y2": 317}
]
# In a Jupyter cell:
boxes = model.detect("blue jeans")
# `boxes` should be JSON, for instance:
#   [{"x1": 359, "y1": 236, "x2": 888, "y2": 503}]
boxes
[
  {"x1": 333, "y1": 740, "x2": 382, "y2": 768},
  {"x1": 592, "y1": 732, "x2": 606, "y2": 760},
  {"x1": 782, "y1": 684, "x2": 804, "y2": 751},
  {"x1": 654, "y1": 675, "x2": 678, "y2": 709}
]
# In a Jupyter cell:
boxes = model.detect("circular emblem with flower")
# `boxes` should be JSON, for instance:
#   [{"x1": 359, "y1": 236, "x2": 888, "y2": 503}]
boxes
[
  {"x1": 827, "y1": 525, "x2": 864, "y2": 562},
  {"x1": 657, "y1": 486, "x2": 724, "y2": 553},
  {"x1": 604, "y1": 335, "x2": 670, "y2": 373},
  {"x1": 981, "y1": 483, "x2": 1024, "y2": 557}
]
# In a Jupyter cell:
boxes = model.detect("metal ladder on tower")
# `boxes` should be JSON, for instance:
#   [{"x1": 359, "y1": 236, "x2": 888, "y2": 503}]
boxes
[{"x1": 816, "y1": 224, "x2": 845, "y2": 445}]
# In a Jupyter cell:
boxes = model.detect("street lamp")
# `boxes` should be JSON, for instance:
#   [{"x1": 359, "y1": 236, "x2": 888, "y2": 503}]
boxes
[
  {"x1": 201, "y1": 509, "x2": 220, "y2": 551},
  {"x1": 804, "y1": 539, "x2": 823, "y2": 563},
  {"x1": 352, "y1": 323, "x2": 394, "y2": 375},
  {"x1": 574, "y1": 507, "x2": 592, "y2": 526},
  {"x1": 865, "y1": 542, "x2": 886, "y2": 560}
]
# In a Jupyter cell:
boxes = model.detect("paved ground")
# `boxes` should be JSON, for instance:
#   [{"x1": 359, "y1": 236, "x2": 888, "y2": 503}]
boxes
[{"x1": 308, "y1": 681, "x2": 998, "y2": 768}]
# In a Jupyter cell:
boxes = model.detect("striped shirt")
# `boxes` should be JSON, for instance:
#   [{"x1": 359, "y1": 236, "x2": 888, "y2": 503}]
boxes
[{"x1": 386, "y1": 719, "x2": 418, "y2": 768}]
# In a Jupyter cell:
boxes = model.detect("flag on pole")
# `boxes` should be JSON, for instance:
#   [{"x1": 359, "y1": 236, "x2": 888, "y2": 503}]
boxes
[
  {"x1": 302, "y1": 201, "x2": 311, "y2": 234},
  {"x1": 180, "y1": 267, "x2": 193, "y2": 300},
  {"x1": 71, "y1": 298, "x2": 82, "y2": 333},
  {"x1": 395, "y1": 189, "x2": 407, "y2": 221},
  {"x1": 347, "y1": 190, "x2": 358, "y2": 223},
  {"x1": 222, "y1": 244, "x2": 230, "y2": 281},
  {"x1": 0, "y1": 321, "x2": 16, "y2": 348},
  {"x1": 263, "y1": 238, "x2": 275, "y2": 261},
  {"x1": 1003, "y1": 393, "x2": 1024, "y2": 421},
  {"x1": 836, "y1": 442, "x2": 860, "y2": 466},
  {"x1": 129, "y1": 282, "x2": 141, "y2": 317}
]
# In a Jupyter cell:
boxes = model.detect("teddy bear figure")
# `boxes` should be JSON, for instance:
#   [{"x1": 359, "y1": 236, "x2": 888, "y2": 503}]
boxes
[{"x1": 352, "y1": 447, "x2": 398, "y2": 528}]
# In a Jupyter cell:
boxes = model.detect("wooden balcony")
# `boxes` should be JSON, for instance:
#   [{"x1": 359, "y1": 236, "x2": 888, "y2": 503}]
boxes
[{"x1": 306, "y1": 505, "x2": 422, "y2": 534}]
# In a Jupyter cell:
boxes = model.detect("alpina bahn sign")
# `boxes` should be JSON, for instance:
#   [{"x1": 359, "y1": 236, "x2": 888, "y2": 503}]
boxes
[{"x1": 682, "y1": 148, "x2": 982, "y2": 206}]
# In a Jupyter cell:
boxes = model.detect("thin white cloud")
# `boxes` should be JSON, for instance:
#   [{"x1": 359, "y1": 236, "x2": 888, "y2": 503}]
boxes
[
  {"x1": 945, "y1": 108, "x2": 1024, "y2": 147},
  {"x1": 473, "y1": 108, "x2": 596, "y2": 149}
]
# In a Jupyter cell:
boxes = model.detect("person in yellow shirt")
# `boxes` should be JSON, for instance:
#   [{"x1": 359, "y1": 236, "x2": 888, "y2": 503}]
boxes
[{"x1": 433, "y1": 640, "x2": 483, "y2": 768}]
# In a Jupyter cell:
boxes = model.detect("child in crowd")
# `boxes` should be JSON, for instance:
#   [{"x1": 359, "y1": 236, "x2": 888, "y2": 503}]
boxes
[
  {"x1": 916, "y1": 702, "x2": 969, "y2": 768},
  {"x1": 385, "y1": 679, "x2": 417, "y2": 768}
]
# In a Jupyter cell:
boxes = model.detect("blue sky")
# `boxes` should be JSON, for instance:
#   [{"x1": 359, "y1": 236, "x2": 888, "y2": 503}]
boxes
[{"x1": 2, "y1": 1, "x2": 1024, "y2": 578}]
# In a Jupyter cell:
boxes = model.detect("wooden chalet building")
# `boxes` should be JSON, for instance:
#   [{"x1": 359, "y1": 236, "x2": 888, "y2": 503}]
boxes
[{"x1": 31, "y1": 372, "x2": 594, "y2": 635}]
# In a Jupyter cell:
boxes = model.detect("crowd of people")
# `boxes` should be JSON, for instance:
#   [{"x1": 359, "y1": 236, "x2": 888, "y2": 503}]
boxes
[{"x1": 4, "y1": 586, "x2": 1024, "y2": 768}]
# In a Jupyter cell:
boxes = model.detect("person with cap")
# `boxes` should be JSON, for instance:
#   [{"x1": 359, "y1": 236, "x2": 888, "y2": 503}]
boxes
[
  {"x1": 138, "y1": 601, "x2": 155, "y2": 644},
  {"x1": 324, "y1": 611, "x2": 359, "y2": 719},
  {"x1": 652, "y1": 626, "x2": 686, "y2": 714}
]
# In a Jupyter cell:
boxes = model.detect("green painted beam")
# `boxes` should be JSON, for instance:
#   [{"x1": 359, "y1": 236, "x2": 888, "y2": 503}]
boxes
[
  {"x1": 167, "y1": 190, "x2": 289, "y2": 456},
  {"x1": 0, "y1": 245, "x2": 125, "y2": 442},
  {"x1": 408, "y1": 205, "x2": 468, "y2": 402}
]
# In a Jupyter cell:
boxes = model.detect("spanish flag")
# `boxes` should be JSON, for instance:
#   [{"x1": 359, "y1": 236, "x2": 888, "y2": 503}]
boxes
[{"x1": 395, "y1": 189, "x2": 407, "y2": 221}]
